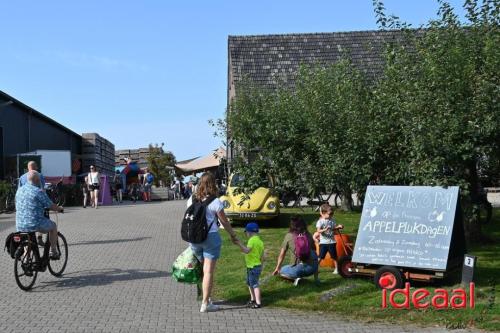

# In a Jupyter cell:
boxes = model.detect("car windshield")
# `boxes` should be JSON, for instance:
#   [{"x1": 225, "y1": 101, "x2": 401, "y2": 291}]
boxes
[
  {"x1": 230, "y1": 174, "x2": 272, "y2": 188},
  {"x1": 230, "y1": 174, "x2": 245, "y2": 187}
]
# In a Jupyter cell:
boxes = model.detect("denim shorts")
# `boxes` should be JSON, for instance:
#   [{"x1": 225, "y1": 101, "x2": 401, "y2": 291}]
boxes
[
  {"x1": 280, "y1": 251, "x2": 318, "y2": 279},
  {"x1": 190, "y1": 232, "x2": 222, "y2": 261},
  {"x1": 246, "y1": 265, "x2": 262, "y2": 288}
]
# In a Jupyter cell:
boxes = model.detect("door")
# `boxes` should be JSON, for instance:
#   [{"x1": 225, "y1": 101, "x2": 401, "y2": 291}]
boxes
[{"x1": 0, "y1": 127, "x2": 4, "y2": 179}]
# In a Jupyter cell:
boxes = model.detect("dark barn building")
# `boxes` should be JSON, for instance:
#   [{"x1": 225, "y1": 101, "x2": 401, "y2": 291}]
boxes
[{"x1": 0, "y1": 90, "x2": 82, "y2": 179}]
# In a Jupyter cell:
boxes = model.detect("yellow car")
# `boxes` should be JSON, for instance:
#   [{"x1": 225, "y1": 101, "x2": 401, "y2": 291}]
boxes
[{"x1": 220, "y1": 174, "x2": 280, "y2": 221}]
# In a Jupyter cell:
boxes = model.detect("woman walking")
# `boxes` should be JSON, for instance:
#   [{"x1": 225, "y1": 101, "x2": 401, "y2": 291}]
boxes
[
  {"x1": 189, "y1": 172, "x2": 239, "y2": 312},
  {"x1": 88, "y1": 165, "x2": 100, "y2": 209}
]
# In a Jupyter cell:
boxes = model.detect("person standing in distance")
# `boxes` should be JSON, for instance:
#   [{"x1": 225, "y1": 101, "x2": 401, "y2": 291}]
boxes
[
  {"x1": 87, "y1": 165, "x2": 100, "y2": 209},
  {"x1": 142, "y1": 168, "x2": 153, "y2": 202},
  {"x1": 114, "y1": 170, "x2": 123, "y2": 204},
  {"x1": 18, "y1": 161, "x2": 45, "y2": 189}
]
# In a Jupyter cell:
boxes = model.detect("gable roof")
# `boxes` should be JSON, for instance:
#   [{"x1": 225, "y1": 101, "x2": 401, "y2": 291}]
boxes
[
  {"x1": 228, "y1": 29, "x2": 409, "y2": 90},
  {"x1": 0, "y1": 89, "x2": 81, "y2": 138}
]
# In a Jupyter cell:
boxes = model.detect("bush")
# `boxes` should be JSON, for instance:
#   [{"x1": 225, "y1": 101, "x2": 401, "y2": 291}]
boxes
[{"x1": 61, "y1": 184, "x2": 84, "y2": 207}]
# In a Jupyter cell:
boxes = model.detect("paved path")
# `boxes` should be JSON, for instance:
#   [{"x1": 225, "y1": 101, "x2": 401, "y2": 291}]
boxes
[{"x1": 0, "y1": 201, "x2": 484, "y2": 333}]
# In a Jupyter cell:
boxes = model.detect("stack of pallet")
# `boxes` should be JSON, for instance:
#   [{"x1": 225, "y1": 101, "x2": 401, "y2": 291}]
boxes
[
  {"x1": 115, "y1": 147, "x2": 152, "y2": 169},
  {"x1": 82, "y1": 133, "x2": 115, "y2": 176}
]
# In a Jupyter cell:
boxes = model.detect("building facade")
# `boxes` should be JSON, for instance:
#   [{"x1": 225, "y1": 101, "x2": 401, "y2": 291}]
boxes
[
  {"x1": 0, "y1": 90, "x2": 82, "y2": 179},
  {"x1": 82, "y1": 133, "x2": 116, "y2": 177}
]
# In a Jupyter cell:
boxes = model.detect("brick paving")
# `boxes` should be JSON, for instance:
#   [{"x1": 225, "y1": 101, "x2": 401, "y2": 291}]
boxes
[{"x1": 0, "y1": 201, "x2": 486, "y2": 333}]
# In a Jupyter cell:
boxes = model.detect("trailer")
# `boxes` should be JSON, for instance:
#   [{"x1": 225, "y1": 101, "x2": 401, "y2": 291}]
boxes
[
  {"x1": 337, "y1": 185, "x2": 466, "y2": 290},
  {"x1": 19, "y1": 149, "x2": 71, "y2": 177}
]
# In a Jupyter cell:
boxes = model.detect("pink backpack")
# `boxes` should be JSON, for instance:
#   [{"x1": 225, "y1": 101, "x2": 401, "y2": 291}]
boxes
[{"x1": 294, "y1": 233, "x2": 310, "y2": 262}]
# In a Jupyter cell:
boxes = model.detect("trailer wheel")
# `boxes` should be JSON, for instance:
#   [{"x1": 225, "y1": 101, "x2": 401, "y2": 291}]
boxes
[
  {"x1": 374, "y1": 266, "x2": 404, "y2": 290},
  {"x1": 337, "y1": 255, "x2": 354, "y2": 278}
]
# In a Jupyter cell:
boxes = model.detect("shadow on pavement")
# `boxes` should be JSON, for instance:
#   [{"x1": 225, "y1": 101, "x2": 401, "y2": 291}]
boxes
[
  {"x1": 95, "y1": 201, "x2": 180, "y2": 209},
  {"x1": 210, "y1": 300, "x2": 250, "y2": 311},
  {"x1": 34, "y1": 268, "x2": 170, "y2": 291},
  {"x1": 68, "y1": 237, "x2": 152, "y2": 246}
]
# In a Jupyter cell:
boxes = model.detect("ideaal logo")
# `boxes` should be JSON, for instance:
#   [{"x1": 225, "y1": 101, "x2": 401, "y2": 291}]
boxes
[{"x1": 382, "y1": 283, "x2": 475, "y2": 309}]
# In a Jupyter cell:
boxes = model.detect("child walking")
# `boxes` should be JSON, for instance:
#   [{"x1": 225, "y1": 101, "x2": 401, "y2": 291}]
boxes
[
  {"x1": 316, "y1": 204, "x2": 343, "y2": 274},
  {"x1": 236, "y1": 222, "x2": 264, "y2": 308}
]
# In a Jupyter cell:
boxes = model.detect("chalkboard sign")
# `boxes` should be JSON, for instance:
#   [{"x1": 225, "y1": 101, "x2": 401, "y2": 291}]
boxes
[{"x1": 352, "y1": 186, "x2": 465, "y2": 271}]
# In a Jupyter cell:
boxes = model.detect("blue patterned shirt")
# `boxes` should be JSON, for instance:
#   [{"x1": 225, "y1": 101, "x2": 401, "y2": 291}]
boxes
[
  {"x1": 18, "y1": 172, "x2": 45, "y2": 189},
  {"x1": 15, "y1": 184, "x2": 53, "y2": 232}
]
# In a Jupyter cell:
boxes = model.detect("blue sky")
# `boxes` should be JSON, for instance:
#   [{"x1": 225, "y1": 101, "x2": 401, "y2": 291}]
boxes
[{"x1": 0, "y1": 1, "x2": 466, "y2": 161}]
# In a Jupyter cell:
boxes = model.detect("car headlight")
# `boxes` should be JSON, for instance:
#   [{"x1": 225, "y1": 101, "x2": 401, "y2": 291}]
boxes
[
  {"x1": 267, "y1": 201, "x2": 276, "y2": 210},
  {"x1": 223, "y1": 200, "x2": 231, "y2": 209}
]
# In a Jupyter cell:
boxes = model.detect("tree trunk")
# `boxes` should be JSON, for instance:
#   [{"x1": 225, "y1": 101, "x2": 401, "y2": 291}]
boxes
[
  {"x1": 464, "y1": 159, "x2": 482, "y2": 242},
  {"x1": 340, "y1": 188, "x2": 353, "y2": 212}
]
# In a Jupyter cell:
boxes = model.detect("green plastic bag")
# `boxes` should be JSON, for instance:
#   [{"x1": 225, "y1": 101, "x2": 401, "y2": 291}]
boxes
[{"x1": 172, "y1": 247, "x2": 202, "y2": 284}]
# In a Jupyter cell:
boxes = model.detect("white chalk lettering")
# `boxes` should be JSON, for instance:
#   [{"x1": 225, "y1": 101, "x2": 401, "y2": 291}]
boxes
[
  {"x1": 384, "y1": 192, "x2": 395, "y2": 206},
  {"x1": 434, "y1": 192, "x2": 453, "y2": 210},
  {"x1": 407, "y1": 191, "x2": 417, "y2": 208},
  {"x1": 367, "y1": 191, "x2": 385, "y2": 204}
]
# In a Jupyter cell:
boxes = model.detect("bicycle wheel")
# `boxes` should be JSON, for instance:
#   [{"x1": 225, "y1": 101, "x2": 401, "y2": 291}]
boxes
[
  {"x1": 48, "y1": 232, "x2": 68, "y2": 277},
  {"x1": 14, "y1": 242, "x2": 38, "y2": 291}
]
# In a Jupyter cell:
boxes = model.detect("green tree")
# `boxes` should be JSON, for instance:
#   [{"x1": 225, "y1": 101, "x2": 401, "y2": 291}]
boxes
[
  {"x1": 224, "y1": 0, "x2": 499, "y2": 234},
  {"x1": 228, "y1": 60, "x2": 370, "y2": 211},
  {"x1": 146, "y1": 143, "x2": 176, "y2": 186},
  {"x1": 370, "y1": 0, "x2": 500, "y2": 239}
]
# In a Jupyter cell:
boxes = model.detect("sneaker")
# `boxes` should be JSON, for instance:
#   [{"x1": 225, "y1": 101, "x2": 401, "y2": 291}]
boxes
[
  {"x1": 49, "y1": 250, "x2": 60, "y2": 260},
  {"x1": 246, "y1": 300, "x2": 256, "y2": 308},
  {"x1": 251, "y1": 303, "x2": 262, "y2": 309},
  {"x1": 333, "y1": 268, "x2": 338, "y2": 274},
  {"x1": 200, "y1": 302, "x2": 220, "y2": 313},
  {"x1": 293, "y1": 278, "x2": 302, "y2": 286}
]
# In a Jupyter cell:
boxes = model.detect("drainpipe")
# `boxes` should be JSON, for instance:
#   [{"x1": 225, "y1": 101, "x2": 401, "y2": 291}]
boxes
[{"x1": 28, "y1": 111, "x2": 32, "y2": 152}]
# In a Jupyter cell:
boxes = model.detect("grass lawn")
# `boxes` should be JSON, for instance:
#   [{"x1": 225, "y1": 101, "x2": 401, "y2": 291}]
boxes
[{"x1": 213, "y1": 207, "x2": 500, "y2": 331}]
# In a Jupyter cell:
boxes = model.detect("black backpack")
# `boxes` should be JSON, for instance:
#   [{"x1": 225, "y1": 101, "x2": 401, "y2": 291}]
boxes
[{"x1": 181, "y1": 196, "x2": 217, "y2": 244}]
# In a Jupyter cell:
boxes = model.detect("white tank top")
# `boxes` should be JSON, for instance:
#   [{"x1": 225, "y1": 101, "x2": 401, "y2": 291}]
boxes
[{"x1": 89, "y1": 172, "x2": 99, "y2": 184}]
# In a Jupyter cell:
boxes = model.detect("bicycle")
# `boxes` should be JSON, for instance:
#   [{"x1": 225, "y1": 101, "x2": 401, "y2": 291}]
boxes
[
  {"x1": 3, "y1": 178, "x2": 18, "y2": 213},
  {"x1": 12, "y1": 212, "x2": 68, "y2": 291},
  {"x1": 45, "y1": 178, "x2": 66, "y2": 206}
]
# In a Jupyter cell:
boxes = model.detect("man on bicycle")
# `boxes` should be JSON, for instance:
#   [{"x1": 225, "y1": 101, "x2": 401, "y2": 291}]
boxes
[
  {"x1": 18, "y1": 161, "x2": 48, "y2": 245},
  {"x1": 15, "y1": 171, "x2": 63, "y2": 259}
]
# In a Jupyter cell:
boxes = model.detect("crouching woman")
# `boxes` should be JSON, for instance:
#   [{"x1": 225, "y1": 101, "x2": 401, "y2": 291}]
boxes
[{"x1": 272, "y1": 216, "x2": 319, "y2": 286}]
